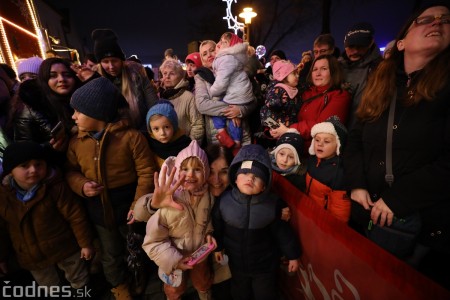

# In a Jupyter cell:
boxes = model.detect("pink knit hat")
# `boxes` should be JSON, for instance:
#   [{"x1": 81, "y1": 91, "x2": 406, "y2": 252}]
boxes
[
  {"x1": 272, "y1": 60, "x2": 296, "y2": 82},
  {"x1": 185, "y1": 52, "x2": 202, "y2": 68},
  {"x1": 174, "y1": 140, "x2": 210, "y2": 180}
]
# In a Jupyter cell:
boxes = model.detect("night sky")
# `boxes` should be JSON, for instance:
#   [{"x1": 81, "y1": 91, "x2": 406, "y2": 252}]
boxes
[{"x1": 44, "y1": 0, "x2": 416, "y2": 66}]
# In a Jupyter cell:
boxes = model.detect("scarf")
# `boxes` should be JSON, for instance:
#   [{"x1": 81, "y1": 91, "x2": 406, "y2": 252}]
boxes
[
  {"x1": 270, "y1": 154, "x2": 300, "y2": 176},
  {"x1": 275, "y1": 83, "x2": 298, "y2": 99},
  {"x1": 160, "y1": 87, "x2": 186, "y2": 99},
  {"x1": 148, "y1": 133, "x2": 191, "y2": 160},
  {"x1": 10, "y1": 177, "x2": 41, "y2": 202}
]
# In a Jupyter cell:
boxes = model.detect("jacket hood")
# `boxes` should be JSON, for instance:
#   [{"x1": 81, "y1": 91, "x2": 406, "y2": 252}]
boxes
[
  {"x1": 229, "y1": 144, "x2": 272, "y2": 191},
  {"x1": 159, "y1": 140, "x2": 210, "y2": 190},
  {"x1": 215, "y1": 42, "x2": 249, "y2": 66}
]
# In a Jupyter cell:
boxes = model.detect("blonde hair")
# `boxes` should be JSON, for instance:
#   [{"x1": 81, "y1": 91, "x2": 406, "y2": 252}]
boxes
[
  {"x1": 199, "y1": 40, "x2": 216, "y2": 66},
  {"x1": 97, "y1": 62, "x2": 141, "y2": 127}
]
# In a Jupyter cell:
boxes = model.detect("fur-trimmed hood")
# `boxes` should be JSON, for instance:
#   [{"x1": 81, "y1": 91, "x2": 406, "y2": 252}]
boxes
[{"x1": 215, "y1": 42, "x2": 249, "y2": 66}]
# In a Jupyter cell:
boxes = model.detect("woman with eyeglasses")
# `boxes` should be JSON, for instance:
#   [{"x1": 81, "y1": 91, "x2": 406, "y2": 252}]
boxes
[{"x1": 343, "y1": 3, "x2": 450, "y2": 289}]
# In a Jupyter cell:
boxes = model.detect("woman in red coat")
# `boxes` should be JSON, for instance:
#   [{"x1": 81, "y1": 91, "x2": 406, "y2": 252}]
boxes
[{"x1": 270, "y1": 55, "x2": 351, "y2": 154}]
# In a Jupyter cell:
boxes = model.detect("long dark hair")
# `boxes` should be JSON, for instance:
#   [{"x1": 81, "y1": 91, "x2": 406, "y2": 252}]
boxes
[
  {"x1": 206, "y1": 144, "x2": 233, "y2": 167},
  {"x1": 37, "y1": 57, "x2": 81, "y2": 127}
]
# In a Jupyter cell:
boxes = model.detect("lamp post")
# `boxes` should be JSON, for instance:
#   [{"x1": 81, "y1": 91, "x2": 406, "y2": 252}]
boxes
[{"x1": 239, "y1": 7, "x2": 257, "y2": 43}]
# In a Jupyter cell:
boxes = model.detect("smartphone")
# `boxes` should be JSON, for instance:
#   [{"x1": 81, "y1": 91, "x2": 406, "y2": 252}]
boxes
[
  {"x1": 186, "y1": 243, "x2": 215, "y2": 266},
  {"x1": 50, "y1": 121, "x2": 64, "y2": 138},
  {"x1": 264, "y1": 117, "x2": 280, "y2": 129}
]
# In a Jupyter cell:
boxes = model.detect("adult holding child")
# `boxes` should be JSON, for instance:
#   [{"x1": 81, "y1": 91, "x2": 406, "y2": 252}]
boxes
[
  {"x1": 270, "y1": 54, "x2": 351, "y2": 155},
  {"x1": 195, "y1": 39, "x2": 256, "y2": 148},
  {"x1": 343, "y1": 2, "x2": 450, "y2": 289}
]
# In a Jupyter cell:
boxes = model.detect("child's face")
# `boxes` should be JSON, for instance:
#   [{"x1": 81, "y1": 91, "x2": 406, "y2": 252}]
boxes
[
  {"x1": 284, "y1": 71, "x2": 299, "y2": 88},
  {"x1": 179, "y1": 158, "x2": 205, "y2": 192},
  {"x1": 218, "y1": 38, "x2": 230, "y2": 50},
  {"x1": 235, "y1": 173, "x2": 266, "y2": 195},
  {"x1": 11, "y1": 159, "x2": 47, "y2": 190},
  {"x1": 313, "y1": 133, "x2": 337, "y2": 159},
  {"x1": 72, "y1": 109, "x2": 106, "y2": 132},
  {"x1": 149, "y1": 115, "x2": 174, "y2": 143},
  {"x1": 48, "y1": 63, "x2": 76, "y2": 95},
  {"x1": 276, "y1": 148, "x2": 296, "y2": 170}
]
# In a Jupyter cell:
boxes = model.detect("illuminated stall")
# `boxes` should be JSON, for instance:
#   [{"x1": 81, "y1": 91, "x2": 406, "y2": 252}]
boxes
[{"x1": 0, "y1": 0, "x2": 50, "y2": 72}]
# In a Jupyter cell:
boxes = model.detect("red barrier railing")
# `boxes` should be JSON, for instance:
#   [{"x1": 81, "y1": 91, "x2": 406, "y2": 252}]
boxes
[{"x1": 272, "y1": 173, "x2": 450, "y2": 300}]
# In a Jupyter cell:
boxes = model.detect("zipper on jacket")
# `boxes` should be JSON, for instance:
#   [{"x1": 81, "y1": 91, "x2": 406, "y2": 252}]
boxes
[{"x1": 243, "y1": 198, "x2": 251, "y2": 272}]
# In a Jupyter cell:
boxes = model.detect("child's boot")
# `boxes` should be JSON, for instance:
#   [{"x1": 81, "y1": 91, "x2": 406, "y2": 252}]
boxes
[
  {"x1": 232, "y1": 142, "x2": 241, "y2": 156},
  {"x1": 110, "y1": 282, "x2": 132, "y2": 300},
  {"x1": 216, "y1": 130, "x2": 235, "y2": 148}
]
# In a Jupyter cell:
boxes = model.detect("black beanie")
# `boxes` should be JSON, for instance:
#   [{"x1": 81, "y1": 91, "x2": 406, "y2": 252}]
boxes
[
  {"x1": 2, "y1": 141, "x2": 47, "y2": 175},
  {"x1": 236, "y1": 160, "x2": 270, "y2": 186},
  {"x1": 269, "y1": 49, "x2": 287, "y2": 60},
  {"x1": 70, "y1": 77, "x2": 124, "y2": 123},
  {"x1": 92, "y1": 29, "x2": 125, "y2": 61}
]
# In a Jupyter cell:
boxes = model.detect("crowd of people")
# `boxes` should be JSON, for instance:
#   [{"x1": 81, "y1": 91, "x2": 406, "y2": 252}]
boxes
[{"x1": 0, "y1": 2, "x2": 449, "y2": 299}]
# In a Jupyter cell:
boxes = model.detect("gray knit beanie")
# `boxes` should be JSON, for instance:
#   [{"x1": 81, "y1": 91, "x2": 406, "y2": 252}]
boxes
[{"x1": 70, "y1": 77, "x2": 122, "y2": 123}]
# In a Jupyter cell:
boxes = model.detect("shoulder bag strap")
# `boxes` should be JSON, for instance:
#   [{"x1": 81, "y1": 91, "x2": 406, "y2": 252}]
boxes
[{"x1": 385, "y1": 92, "x2": 397, "y2": 187}]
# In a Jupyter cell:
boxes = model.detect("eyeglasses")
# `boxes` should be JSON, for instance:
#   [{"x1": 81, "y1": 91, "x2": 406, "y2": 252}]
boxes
[
  {"x1": 313, "y1": 49, "x2": 330, "y2": 56},
  {"x1": 414, "y1": 14, "x2": 450, "y2": 25}
]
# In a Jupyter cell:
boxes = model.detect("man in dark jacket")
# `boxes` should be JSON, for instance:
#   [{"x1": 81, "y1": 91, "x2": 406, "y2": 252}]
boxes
[
  {"x1": 339, "y1": 22, "x2": 382, "y2": 129},
  {"x1": 212, "y1": 144, "x2": 301, "y2": 300}
]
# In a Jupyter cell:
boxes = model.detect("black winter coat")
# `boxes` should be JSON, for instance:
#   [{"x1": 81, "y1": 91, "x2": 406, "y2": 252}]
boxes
[
  {"x1": 344, "y1": 69, "x2": 450, "y2": 251},
  {"x1": 212, "y1": 144, "x2": 301, "y2": 274}
]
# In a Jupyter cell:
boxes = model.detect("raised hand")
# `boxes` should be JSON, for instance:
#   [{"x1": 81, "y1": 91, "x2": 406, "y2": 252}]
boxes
[{"x1": 151, "y1": 166, "x2": 184, "y2": 211}]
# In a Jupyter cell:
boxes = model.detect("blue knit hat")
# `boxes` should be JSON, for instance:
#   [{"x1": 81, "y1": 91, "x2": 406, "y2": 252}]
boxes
[
  {"x1": 70, "y1": 77, "x2": 124, "y2": 123},
  {"x1": 146, "y1": 100, "x2": 178, "y2": 133}
]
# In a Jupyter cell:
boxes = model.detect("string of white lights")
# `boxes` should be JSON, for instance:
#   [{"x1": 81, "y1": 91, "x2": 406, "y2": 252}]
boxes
[{"x1": 222, "y1": 0, "x2": 244, "y2": 34}]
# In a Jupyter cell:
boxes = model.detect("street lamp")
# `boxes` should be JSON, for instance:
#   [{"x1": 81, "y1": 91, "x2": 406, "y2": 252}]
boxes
[{"x1": 239, "y1": 7, "x2": 257, "y2": 43}]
